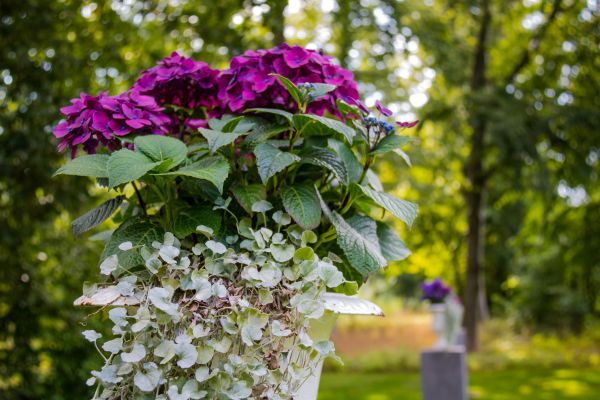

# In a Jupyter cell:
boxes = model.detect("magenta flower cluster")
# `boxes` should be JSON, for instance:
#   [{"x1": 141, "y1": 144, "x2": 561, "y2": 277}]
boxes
[
  {"x1": 133, "y1": 52, "x2": 220, "y2": 112},
  {"x1": 53, "y1": 45, "x2": 364, "y2": 156},
  {"x1": 420, "y1": 278, "x2": 452, "y2": 303},
  {"x1": 217, "y1": 44, "x2": 360, "y2": 115},
  {"x1": 53, "y1": 91, "x2": 170, "y2": 157}
]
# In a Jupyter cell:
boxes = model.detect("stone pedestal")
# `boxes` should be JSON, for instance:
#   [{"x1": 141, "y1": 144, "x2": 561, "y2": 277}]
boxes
[{"x1": 420, "y1": 348, "x2": 468, "y2": 400}]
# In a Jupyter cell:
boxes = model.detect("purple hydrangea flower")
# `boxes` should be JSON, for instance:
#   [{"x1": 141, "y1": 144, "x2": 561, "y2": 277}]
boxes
[
  {"x1": 217, "y1": 44, "x2": 360, "y2": 116},
  {"x1": 53, "y1": 91, "x2": 170, "y2": 157},
  {"x1": 396, "y1": 120, "x2": 419, "y2": 128},
  {"x1": 420, "y1": 278, "x2": 452, "y2": 303},
  {"x1": 133, "y1": 52, "x2": 220, "y2": 112},
  {"x1": 375, "y1": 100, "x2": 393, "y2": 117}
]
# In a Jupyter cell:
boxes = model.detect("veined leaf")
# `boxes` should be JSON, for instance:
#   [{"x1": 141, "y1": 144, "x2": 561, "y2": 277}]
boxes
[
  {"x1": 307, "y1": 83, "x2": 336, "y2": 100},
  {"x1": 300, "y1": 147, "x2": 348, "y2": 185},
  {"x1": 198, "y1": 128, "x2": 245, "y2": 154},
  {"x1": 281, "y1": 185, "x2": 321, "y2": 230},
  {"x1": 208, "y1": 115, "x2": 241, "y2": 132},
  {"x1": 317, "y1": 191, "x2": 386, "y2": 277},
  {"x1": 134, "y1": 135, "x2": 187, "y2": 168},
  {"x1": 71, "y1": 196, "x2": 124, "y2": 236},
  {"x1": 101, "y1": 220, "x2": 165, "y2": 268},
  {"x1": 231, "y1": 184, "x2": 267, "y2": 214},
  {"x1": 244, "y1": 124, "x2": 289, "y2": 147},
  {"x1": 346, "y1": 215, "x2": 380, "y2": 250},
  {"x1": 328, "y1": 139, "x2": 362, "y2": 183},
  {"x1": 246, "y1": 108, "x2": 293, "y2": 121},
  {"x1": 161, "y1": 156, "x2": 230, "y2": 193},
  {"x1": 221, "y1": 116, "x2": 256, "y2": 133},
  {"x1": 254, "y1": 143, "x2": 300, "y2": 183},
  {"x1": 376, "y1": 222, "x2": 410, "y2": 261},
  {"x1": 107, "y1": 149, "x2": 161, "y2": 187},
  {"x1": 370, "y1": 135, "x2": 411, "y2": 156},
  {"x1": 351, "y1": 184, "x2": 418, "y2": 227},
  {"x1": 292, "y1": 114, "x2": 355, "y2": 145},
  {"x1": 54, "y1": 154, "x2": 109, "y2": 178},
  {"x1": 173, "y1": 205, "x2": 222, "y2": 238},
  {"x1": 272, "y1": 74, "x2": 303, "y2": 106}
]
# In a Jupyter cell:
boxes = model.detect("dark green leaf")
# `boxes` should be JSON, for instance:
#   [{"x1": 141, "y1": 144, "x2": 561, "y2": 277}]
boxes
[
  {"x1": 370, "y1": 135, "x2": 411, "y2": 156},
  {"x1": 328, "y1": 139, "x2": 362, "y2": 183},
  {"x1": 231, "y1": 184, "x2": 267, "y2": 214},
  {"x1": 281, "y1": 185, "x2": 321, "y2": 230},
  {"x1": 107, "y1": 149, "x2": 161, "y2": 187},
  {"x1": 376, "y1": 222, "x2": 410, "y2": 261},
  {"x1": 301, "y1": 147, "x2": 349, "y2": 185},
  {"x1": 292, "y1": 114, "x2": 355, "y2": 144},
  {"x1": 71, "y1": 196, "x2": 124, "y2": 236},
  {"x1": 53, "y1": 154, "x2": 109, "y2": 178},
  {"x1": 134, "y1": 135, "x2": 187, "y2": 168},
  {"x1": 161, "y1": 156, "x2": 230, "y2": 193},
  {"x1": 332, "y1": 211, "x2": 386, "y2": 276},
  {"x1": 307, "y1": 83, "x2": 336, "y2": 100},
  {"x1": 101, "y1": 220, "x2": 165, "y2": 268},
  {"x1": 198, "y1": 128, "x2": 245, "y2": 154},
  {"x1": 173, "y1": 205, "x2": 222, "y2": 238},
  {"x1": 246, "y1": 108, "x2": 293, "y2": 121},
  {"x1": 272, "y1": 74, "x2": 303, "y2": 106},
  {"x1": 351, "y1": 184, "x2": 418, "y2": 227},
  {"x1": 317, "y1": 191, "x2": 386, "y2": 277},
  {"x1": 254, "y1": 143, "x2": 300, "y2": 183}
]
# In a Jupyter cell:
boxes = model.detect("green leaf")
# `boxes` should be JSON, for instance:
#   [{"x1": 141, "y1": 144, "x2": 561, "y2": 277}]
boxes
[
  {"x1": 246, "y1": 108, "x2": 293, "y2": 121},
  {"x1": 243, "y1": 122, "x2": 289, "y2": 147},
  {"x1": 328, "y1": 139, "x2": 362, "y2": 183},
  {"x1": 317, "y1": 191, "x2": 386, "y2": 277},
  {"x1": 208, "y1": 115, "x2": 239, "y2": 131},
  {"x1": 351, "y1": 184, "x2": 418, "y2": 227},
  {"x1": 134, "y1": 135, "x2": 187, "y2": 168},
  {"x1": 333, "y1": 281, "x2": 359, "y2": 296},
  {"x1": 101, "y1": 220, "x2": 165, "y2": 268},
  {"x1": 222, "y1": 115, "x2": 256, "y2": 133},
  {"x1": 370, "y1": 135, "x2": 411, "y2": 156},
  {"x1": 54, "y1": 154, "x2": 109, "y2": 178},
  {"x1": 376, "y1": 222, "x2": 411, "y2": 261},
  {"x1": 394, "y1": 148, "x2": 412, "y2": 167},
  {"x1": 231, "y1": 184, "x2": 267, "y2": 214},
  {"x1": 272, "y1": 74, "x2": 303, "y2": 106},
  {"x1": 162, "y1": 156, "x2": 230, "y2": 193},
  {"x1": 198, "y1": 128, "x2": 245, "y2": 154},
  {"x1": 307, "y1": 83, "x2": 336, "y2": 100},
  {"x1": 107, "y1": 149, "x2": 161, "y2": 187},
  {"x1": 71, "y1": 196, "x2": 124, "y2": 236},
  {"x1": 254, "y1": 143, "x2": 300, "y2": 183},
  {"x1": 300, "y1": 147, "x2": 348, "y2": 185},
  {"x1": 292, "y1": 114, "x2": 355, "y2": 144},
  {"x1": 346, "y1": 215, "x2": 381, "y2": 250},
  {"x1": 281, "y1": 185, "x2": 321, "y2": 230},
  {"x1": 173, "y1": 205, "x2": 222, "y2": 239}
]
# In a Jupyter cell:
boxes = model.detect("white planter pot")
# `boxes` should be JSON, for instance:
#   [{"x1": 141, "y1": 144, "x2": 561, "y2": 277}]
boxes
[
  {"x1": 293, "y1": 293, "x2": 383, "y2": 400},
  {"x1": 428, "y1": 303, "x2": 448, "y2": 349}
]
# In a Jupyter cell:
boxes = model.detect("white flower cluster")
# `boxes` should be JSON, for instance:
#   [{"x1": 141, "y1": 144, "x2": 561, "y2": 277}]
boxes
[{"x1": 83, "y1": 209, "x2": 348, "y2": 399}]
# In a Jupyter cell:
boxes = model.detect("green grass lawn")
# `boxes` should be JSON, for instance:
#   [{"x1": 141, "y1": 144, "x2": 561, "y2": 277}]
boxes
[{"x1": 318, "y1": 369, "x2": 600, "y2": 400}]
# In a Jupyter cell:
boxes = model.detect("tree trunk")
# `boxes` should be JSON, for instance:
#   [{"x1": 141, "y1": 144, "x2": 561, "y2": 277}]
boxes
[
  {"x1": 464, "y1": 0, "x2": 491, "y2": 352},
  {"x1": 266, "y1": 0, "x2": 287, "y2": 46}
]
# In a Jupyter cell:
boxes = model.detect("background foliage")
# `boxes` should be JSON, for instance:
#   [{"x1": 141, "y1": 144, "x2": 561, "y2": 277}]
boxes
[{"x1": 0, "y1": 0, "x2": 598, "y2": 398}]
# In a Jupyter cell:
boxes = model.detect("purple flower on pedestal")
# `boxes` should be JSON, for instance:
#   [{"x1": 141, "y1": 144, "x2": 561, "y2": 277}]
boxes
[
  {"x1": 133, "y1": 52, "x2": 220, "y2": 112},
  {"x1": 53, "y1": 91, "x2": 170, "y2": 157},
  {"x1": 217, "y1": 44, "x2": 360, "y2": 116},
  {"x1": 421, "y1": 278, "x2": 452, "y2": 303}
]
